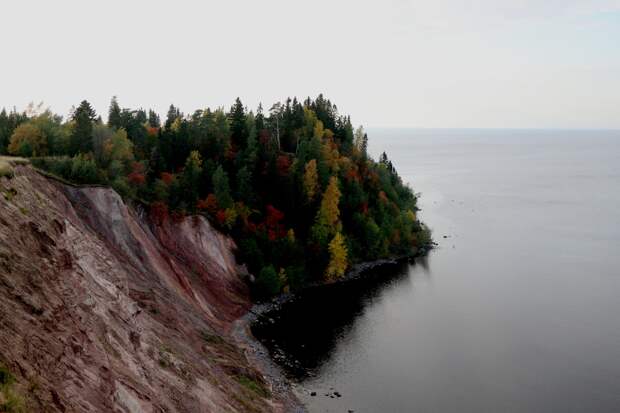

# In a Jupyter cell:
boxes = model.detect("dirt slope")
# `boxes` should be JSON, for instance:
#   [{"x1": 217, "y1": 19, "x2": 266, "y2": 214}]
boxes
[{"x1": 0, "y1": 165, "x2": 291, "y2": 412}]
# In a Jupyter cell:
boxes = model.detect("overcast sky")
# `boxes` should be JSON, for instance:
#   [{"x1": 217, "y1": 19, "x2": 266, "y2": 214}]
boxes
[{"x1": 1, "y1": 0, "x2": 619, "y2": 128}]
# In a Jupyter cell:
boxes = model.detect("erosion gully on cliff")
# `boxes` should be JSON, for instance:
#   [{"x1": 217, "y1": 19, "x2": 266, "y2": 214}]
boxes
[{"x1": 0, "y1": 163, "x2": 300, "y2": 412}]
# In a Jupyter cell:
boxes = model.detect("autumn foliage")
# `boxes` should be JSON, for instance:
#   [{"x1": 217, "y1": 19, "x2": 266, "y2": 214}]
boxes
[{"x1": 16, "y1": 94, "x2": 430, "y2": 298}]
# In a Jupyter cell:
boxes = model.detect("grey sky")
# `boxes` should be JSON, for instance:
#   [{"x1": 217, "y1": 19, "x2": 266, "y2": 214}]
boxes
[{"x1": 1, "y1": 0, "x2": 619, "y2": 128}]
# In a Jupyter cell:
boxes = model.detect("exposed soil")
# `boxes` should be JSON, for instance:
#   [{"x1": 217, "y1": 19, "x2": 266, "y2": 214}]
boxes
[{"x1": 0, "y1": 164, "x2": 298, "y2": 412}]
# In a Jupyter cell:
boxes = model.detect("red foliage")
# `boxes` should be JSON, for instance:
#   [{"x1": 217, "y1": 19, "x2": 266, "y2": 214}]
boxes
[
  {"x1": 216, "y1": 209, "x2": 227, "y2": 225},
  {"x1": 262, "y1": 205, "x2": 287, "y2": 240},
  {"x1": 265, "y1": 205, "x2": 284, "y2": 228},
  {"x1": 128, "y1": 162, "x2": 146, "y2": 185},
  {"x1": 146, "y1": 126, "x2": 159, "y2": 137},
  {"x1": 276, "y1": 155, "x2": 292, "y2": 176},
  {"x1": 345, "y1": 167, "x2": 360, "y2": 182},
  {"x1": 150, "y1": 201, "x2": 169, "y2": 225},
  {"x1": 160, "y1": 172, "x2": 174, "y2": 185}
]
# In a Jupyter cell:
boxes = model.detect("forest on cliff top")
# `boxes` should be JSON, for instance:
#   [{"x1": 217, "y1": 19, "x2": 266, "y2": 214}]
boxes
[{"x1": 0, "y1": 96, "x2": 430, "y2": 296}]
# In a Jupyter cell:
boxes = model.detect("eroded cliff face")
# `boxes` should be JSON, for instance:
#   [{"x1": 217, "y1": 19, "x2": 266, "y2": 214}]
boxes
[{"x1": 0, "y1": 165, "x2": 286, "y2": 412}]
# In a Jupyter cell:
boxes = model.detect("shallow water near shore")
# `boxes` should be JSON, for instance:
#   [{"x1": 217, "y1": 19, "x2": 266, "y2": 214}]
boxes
[{"x1": 253, "y1": 129, "x2": 620, "y2": 413}]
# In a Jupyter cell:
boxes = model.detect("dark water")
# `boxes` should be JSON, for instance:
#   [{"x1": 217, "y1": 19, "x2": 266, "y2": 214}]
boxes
[{"x1": 253, "y1": 129, "x2": 620, "y2": 413}]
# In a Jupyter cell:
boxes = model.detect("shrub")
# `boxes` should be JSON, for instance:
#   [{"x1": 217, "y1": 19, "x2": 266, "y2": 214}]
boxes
[
  {"x1": 256, "y1": 265, "x2": 280, "y2": 297},
  {"x1": 0, "y1": 160, "x2": 13, "y2": 178}
]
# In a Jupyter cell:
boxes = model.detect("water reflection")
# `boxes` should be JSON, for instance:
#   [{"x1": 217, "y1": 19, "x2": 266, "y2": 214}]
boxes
[{"x1": 252, "y1": 260, "x2": 418, "y2": 379}]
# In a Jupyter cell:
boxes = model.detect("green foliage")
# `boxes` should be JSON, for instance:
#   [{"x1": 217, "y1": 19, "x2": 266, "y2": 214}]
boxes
[
  {"x1": 0, "y1": 160, "x2": 13, "y2": 178},
  {"x1": 234, "y1": 375, "x2": 271, "y2": 399},
  {"x1": 212, "y1": 165, "x2": 233, "y2": 209},
  {"x1": 7, "y1": 95, "x2": 431, "y2": 298},
  {"x1": 181, "y1": 151, "x2": 203, "y2": 207},
  {"x1": 70, "y1": 154, "x2": 102, "y2": 184},
  {"x1": 69, "y1": 100, "x2": 97, "y2": 155},
  {"x1": 256, "y1": 265, "x2": 281, "y2": 297},
  {"x1": 8, "y1": 123, "x2": 46, "y2": 157},
  {"x1": 0, "y1": 363, "x2": 25, "y2": 412}
]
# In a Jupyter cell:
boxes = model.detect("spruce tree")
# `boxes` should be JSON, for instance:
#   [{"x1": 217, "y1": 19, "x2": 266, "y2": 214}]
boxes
[
  {"x1": 70, "y1": 100, "x2": 97, "y2": 155},
  {"x1": 108, "y1": 96, "x2": 122, "y2": 129},
  {"x1": 230, "y1": 97, "x2": 247, "y2": 149}
]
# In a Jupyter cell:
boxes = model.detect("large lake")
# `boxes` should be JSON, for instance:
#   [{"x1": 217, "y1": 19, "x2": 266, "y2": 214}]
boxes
[{"x1": 253, "y1": 129, "x2": 620, "y2": 412}]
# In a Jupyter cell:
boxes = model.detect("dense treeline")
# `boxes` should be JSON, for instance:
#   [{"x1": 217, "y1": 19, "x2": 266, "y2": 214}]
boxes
[{"x1": 0, "y1": 96, "x2": 430, "y2": 296}]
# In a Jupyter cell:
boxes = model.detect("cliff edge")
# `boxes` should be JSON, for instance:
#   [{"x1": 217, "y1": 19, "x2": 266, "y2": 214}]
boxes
[{"x1": 0, "y1": 164, "x2": 294, "y2": 412}]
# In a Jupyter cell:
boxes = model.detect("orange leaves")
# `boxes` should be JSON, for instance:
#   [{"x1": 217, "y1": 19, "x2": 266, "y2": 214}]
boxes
[{"x1": 146, "y1": 126, "x2": 159, "y2": 137}]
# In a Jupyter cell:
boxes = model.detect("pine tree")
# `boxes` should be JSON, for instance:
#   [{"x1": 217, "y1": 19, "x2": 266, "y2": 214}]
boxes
[
  {"x1": 182, "y1": 151, "x2": 203, "y2": 207},
  {"x1": 213, "y1": 165, "x2": 233, "y2": 209},
  {"x1": 165, "y1": 104, "x2": 180, "y2": 130},
  {"x1": 108, "y1": 96, "x2": 122, "y2": 129},
  {"x1": 70, "y1": 100, "x2": 97, "y2": 155},
  {"x1": 236, "y1": 166, "x2": 254, "y2": 205},
  {"x1": 148, "y1": 110, "x2": 161, "y2": 128},
  {"x1": 230, "y1": 97, "x2": 247, "y2": 149},
  {"x1": 0, "y1": 109, "x2": 8, "y2": 154}
]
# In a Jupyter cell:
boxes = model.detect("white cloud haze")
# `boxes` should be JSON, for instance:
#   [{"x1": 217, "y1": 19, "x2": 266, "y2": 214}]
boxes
[{"x1": 0, "y1": 0, "x2": 618, "y2": 128}]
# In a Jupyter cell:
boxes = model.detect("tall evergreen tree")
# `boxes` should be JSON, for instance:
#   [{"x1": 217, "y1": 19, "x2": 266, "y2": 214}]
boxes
[
  {"x1": 0, "y1": 109, "x2": 9, "y2": 154},
  {"x1": 230, "y1": 97, "x2": 247, "y2": 149},
  {"x1": 212, "y1": 165, "x2": 233, "y2": 209},
  {"x1": 148, "y1": 110, "x2": 161, "y2": 128},
  {"x1": 108, "y1": 96, "x2": 122, "y2": 129},
  {"x1": 70, "y1": 100, "x2": 97, "y2": 155}
]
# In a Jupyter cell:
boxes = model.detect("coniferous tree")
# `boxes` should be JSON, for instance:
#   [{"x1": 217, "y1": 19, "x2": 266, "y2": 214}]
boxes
[
  {"x1": 148, "y1": 110, "x2": 161, "y2": 128},
  {"x1": 181, "y1": 151, "x2": 203, "y2": 207},
  {"x1": 0, "y1": 109, "x2": 9, "y2": 154},
  {"x1": 70, "y1": 100, "x2": 97, "y2": 155},
  {"x1": 108, "y1": 96, "x2": 122, "y2": 129},
  {"x1": 230, "y1": 97, "x2": 247, "y2": 149},
  {"x1": 212, "y1": 165, "x2": 233, "y2": 209}
]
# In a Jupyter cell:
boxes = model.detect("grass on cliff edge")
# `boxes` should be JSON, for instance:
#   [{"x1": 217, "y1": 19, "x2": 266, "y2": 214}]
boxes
[
  {"x1": 0, "y1": 157, "x2": 29, "y2": 179},
  {"x1": 0, "y1": 364, "x2": 25, "y2": 413}
]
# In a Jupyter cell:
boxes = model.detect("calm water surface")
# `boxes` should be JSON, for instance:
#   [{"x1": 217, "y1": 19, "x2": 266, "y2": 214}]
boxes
[{"x1": 253, "y1": 129, "x2": 620, "y2": 413}]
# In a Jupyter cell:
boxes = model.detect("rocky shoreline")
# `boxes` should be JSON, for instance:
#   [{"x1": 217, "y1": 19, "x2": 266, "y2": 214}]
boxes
[{"x1": 232, "y1": 244, "x2": 434, "y2": 412}]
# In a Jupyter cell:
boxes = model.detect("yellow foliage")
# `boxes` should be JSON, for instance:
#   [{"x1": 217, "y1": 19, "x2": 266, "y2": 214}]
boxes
[
  {"x1": 103, "y1": 128, "x2": 134, "y2": 164},
  {"x1": 326, "y1": 232, "x2": 348, "y2": 279},
  {"x1": 303, "y1": 159, "x2": 319, "y2": 201},
  {"x1": 287, "y1": 228, "x2": 295, "y2": 242},
  {"x1": 313, "y1": 120, "x2": 324, "y2": 140},
  {"x1": 406, "y1": 209, "x2": 416, "y2": 222},
  {"x1": 278, "y1": 267, "x2": 288, "y2": 285},
  {"x1": 8, "y1": 123, "x2": 47, "y2": 156},
  {"x1": 321, "y1": 140, "x2": 340, "y2": 174},
  {"x1": 318, "y1": 176, "x2": 341, "y2": 230},
  {"x1": 224, "y1": 207, "x2": 237, "y2": 229}
]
